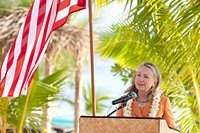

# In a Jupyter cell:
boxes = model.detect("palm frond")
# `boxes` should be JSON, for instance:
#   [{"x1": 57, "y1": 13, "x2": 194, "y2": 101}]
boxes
[
  {"x1": 83, "y1": 83, "x2": 112, "y2": 115},
  {"x1": 4, "y1": 67, "x2": 69, "y2": 131},
  {"x1": 97, "y1": 0, "x2": 200, "y2": 132}
]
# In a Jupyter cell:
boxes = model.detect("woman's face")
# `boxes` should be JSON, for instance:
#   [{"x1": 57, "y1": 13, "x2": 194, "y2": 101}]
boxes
[{"x1": 135, "y1": 65, "x2": 157, "y2": 92}]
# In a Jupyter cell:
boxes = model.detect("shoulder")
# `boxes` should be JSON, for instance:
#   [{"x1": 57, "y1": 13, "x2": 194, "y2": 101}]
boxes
[
  {"x1": 160, "y1": 95, "x2": 168, "y2": 100},
  {"x1": 160, "y1": 95, "x2": 170, "y2": 104}
]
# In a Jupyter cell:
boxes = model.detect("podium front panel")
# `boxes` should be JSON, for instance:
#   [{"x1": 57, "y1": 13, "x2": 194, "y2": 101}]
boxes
[{"x1": 79, "y1": 116, "x2": 169, "y2": 133}]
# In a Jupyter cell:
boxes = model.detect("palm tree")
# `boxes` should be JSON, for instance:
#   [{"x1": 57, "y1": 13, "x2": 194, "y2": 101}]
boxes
[
  {"x1": 47, "y1": 23, "x2": 93, "y2": 133},
  {"x1": 96, "y1": 0, "x2": 200, "y2": 132},
  {"x1": 83, "y1": 83, "x2": 112, "y2": 115}
]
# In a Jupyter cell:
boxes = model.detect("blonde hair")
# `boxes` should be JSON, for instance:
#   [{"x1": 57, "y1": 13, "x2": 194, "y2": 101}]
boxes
[{"x1": 124, "y1": 62, "x2": 162, "y2": 101}]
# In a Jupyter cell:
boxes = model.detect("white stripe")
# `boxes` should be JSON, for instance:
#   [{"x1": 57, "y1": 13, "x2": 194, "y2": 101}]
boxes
[
  {"x1": 0, "y1": 50, "x2": 9, "y2": 81},
  {"x1": 13, "y1": 0, "x2": 41, "y2": 97},
  {"x1": 46, "y1": 0, "x2": 58, "y2": 40},
  {"x1": 22, "y1": 0, "x2": 57, "y2": 94},
  {"x1": 56, "y1": 0, "x2": 78, "y2": 21},
  {"x1": 2, "y1": 22, "x2": 25, "y2": 97},
  {"x1": 26, "y1": 0, "x2": 53, "y2": 77},
  {"x1": 20, "y1": 0, "x2": 54, "y2": 94},
  {"x1": 21, "y1": 38, "x2": 50, "y2": 95}
]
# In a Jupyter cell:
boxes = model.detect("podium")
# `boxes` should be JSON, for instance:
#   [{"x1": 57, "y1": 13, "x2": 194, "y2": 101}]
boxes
[{"x1": 79, "y1": 116, "x2": 179, "y2": 133}]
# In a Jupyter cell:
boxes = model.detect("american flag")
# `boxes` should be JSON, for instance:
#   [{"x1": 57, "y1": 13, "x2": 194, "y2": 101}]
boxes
[{"x1": 0, "y1": 0, "x2": 86, "y2": 97}]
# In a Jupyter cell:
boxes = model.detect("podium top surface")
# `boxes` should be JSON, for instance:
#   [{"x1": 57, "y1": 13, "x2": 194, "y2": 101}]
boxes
[{"x1": 80, "y1": 115, "x2": 166, "y2": 120}]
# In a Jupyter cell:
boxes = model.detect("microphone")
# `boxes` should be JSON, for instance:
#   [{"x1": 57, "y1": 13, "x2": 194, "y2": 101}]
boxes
[{"x1": 112, "y1": 92, "x2": 137, "y2": 105}]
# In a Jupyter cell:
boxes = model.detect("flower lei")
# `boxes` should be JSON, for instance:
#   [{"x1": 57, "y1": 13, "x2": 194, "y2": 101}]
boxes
[
  {"x1": 124, "y1": 89, "x2": 163, "y2": 117},
  {"x1": 124, "y1": 99, "x2": 133, "y2": 116}
]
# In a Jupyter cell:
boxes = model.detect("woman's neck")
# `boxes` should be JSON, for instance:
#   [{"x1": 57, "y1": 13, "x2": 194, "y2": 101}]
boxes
[{"x1": 137, "y1": 91, "x2": 148, "y2": 100}]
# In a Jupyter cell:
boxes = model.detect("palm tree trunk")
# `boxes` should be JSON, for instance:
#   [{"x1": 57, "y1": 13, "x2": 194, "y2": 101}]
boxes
[
  {"x1": 41, "y1": 54, "x2": 53, "y2": 133},
  {"x1": 1, "y1": 98, "x2": 8, "y2": 133},
  {"x1": 18, "y1": 82, "x2": 34, "y2": 133},
  {"x1": 74, "y1": 49, "x2": 84, "y2": 133}
]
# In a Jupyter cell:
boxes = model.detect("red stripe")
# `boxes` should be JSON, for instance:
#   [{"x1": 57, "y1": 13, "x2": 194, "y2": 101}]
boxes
[
  {"x1": 77, "y1": 0, "x2": 86, "y2": 7},
  {"x1": 0, "y1": 37, "x2": 17, "y2": 97},
  {"x1": 53, "y1": 3, "x2": 85, "y2": 30},
  {"x1": 8, "y1": 55, "x2": 25, "y2": 96},
  {"x1": 6, "y1": 39, "x2": 17, "y2": 74},
  {"x1": 53, "y1": 6, "x2": 86, "y2": 30},
  {"x1": 69, "y1": 4, "x2": 86, "y2": 13},
  {"x1": 21, "y1": 2, "x2": 56, "y2": 94},
  {"x1": 0, "y1": 78, "x2": 5, "y2": 97},
  {"x1": 25, "y1": 1, "x2": 59, "y2": 85},
  {"x1": 59, "y1": 0, "x2": 70, "y2": 11},
  {"x1": 8, "y1": 5, "x2": 33, "y2": 96},
  {"x1": 19, "y1": 2, "x2": 48, "y2": 94},
  {"x1": 38, "y1": 2, "x2": 46, "y2": 25}
]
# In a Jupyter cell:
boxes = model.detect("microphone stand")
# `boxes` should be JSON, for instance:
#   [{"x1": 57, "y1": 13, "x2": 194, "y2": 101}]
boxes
[{"x1": 107, "y1": 102, "x2": 127, "y2": 117}]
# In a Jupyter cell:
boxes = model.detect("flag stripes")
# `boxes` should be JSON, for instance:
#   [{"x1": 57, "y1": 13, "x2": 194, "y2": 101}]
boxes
[{"x1": 0, "y1": 0, "x2": 86, "y2": 97}]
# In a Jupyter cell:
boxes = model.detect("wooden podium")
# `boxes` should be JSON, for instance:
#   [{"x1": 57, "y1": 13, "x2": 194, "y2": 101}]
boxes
[{"x1": 79, "y1": 116, "x2": 179, "y2": 133}]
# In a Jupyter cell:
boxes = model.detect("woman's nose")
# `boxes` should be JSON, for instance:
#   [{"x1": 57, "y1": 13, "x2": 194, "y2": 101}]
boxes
[{"x1": 138, "y1": 76, "x2": 144, "y2": 81}]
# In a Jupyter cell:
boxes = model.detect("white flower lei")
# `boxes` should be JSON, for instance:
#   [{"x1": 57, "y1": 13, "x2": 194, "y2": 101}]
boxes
[
  {"x1": 124, "y1": 89, "x2": 163, "y2": 117},
  {"x1": 149, "y1": 89, "x2": 163, "y2": 117},
  {"x1": 124, "y1": 99, "x2": 133, "y2": 117}
]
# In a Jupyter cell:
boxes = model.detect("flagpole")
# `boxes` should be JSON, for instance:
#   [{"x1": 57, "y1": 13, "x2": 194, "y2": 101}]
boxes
[{"x1": 88, "y1": 0, "x2": 96, "y2": 116}]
